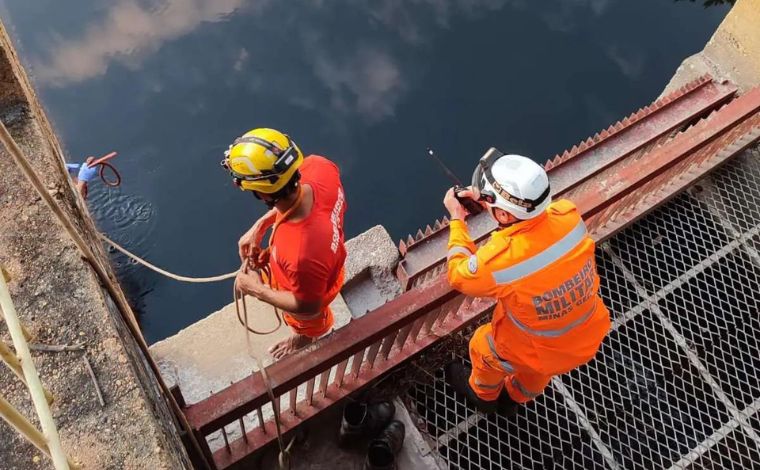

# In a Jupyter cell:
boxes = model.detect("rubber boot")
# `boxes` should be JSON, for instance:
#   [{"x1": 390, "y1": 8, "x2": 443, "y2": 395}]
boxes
[
  {"x1": 364, "y1": 420, "x2": 405, "y2": 470},
  {"x1": 498, "y1": 389, "x2": 520, "y2": 417},
  {"x1": 445, "y1": 361, "x2": 498, "y2": 414},
  {"x1": 338, "y1": 401, "x2": 396, "y2": 447}
]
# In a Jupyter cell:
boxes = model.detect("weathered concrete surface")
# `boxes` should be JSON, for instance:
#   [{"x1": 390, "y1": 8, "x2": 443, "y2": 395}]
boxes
[
  {"x1": 342, "y1": 225, "x2": 401, "y2": 317},
  {"x1": 0, "y1": 20, "x2": 190, "y2": 470},
  {"x1": 663, "y1": 0, "x2": 760, "y2": 95},
  {"x1": 150, "y1": 293, "x2": 352, "y2": 405}
]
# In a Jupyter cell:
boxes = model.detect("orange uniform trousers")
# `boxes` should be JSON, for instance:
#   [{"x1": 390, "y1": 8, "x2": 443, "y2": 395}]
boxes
[
  {"x1": 278, "y1": 268, "x2": 344, "y2": 338},
  {"x1": 468, "y1": 323, "x2": 551, "y2": 403}
]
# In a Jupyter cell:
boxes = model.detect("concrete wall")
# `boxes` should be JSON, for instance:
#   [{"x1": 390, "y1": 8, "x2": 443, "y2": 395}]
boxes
[
  {"x1": 0, "y1": 20, "x2": 191, "y2": 469},
  {"x1": 664, "y1": 0, "x2": 760, "y2": 94}
]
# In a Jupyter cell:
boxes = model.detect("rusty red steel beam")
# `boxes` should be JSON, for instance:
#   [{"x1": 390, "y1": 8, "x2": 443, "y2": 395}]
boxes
[
  {"x1": 587, "y1": 115, "x2": 760, "y2": 242},
  {"x1": 182, "y1": 85, "x2": 760, "y2": 470},
  {"x1": 569, "y1": 86, "x2": 760, "y2": 222},
  {"x1": 211, "y1": 296, "x2": 495, "y2": 469},
  {"x1": 547, "y1": 78, "x2": 737, "y2": 195},
  {"x1": 396, "y1": 75, "x2": 737, "y2": 290},
  {"x1": 184, "y1": 279, "x2": 460, "y2": 435}
]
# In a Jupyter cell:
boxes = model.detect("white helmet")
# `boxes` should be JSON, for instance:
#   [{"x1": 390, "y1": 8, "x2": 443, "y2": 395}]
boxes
[{"x1": 471, "y1": 148, "x2": 551, "y2": 220}]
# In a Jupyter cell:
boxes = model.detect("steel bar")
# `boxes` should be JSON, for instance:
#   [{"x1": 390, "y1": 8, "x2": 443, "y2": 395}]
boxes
[
  {"x1": 333, "y1": 359, "x2": 349, "y2": 388},
  {"x1": 378, "y1": 331, "x2": 399, "y2": 361},
  {"x1": 185, "y1": 279, "x2": 459, "y2": 434},
  {"x1": 350, "y1": 349, "x2": 365, "y2": 379},
  {"x1": 256, "y1": 408, "x2": 264, "y2": 433},
  {"x1": 409, "y1": 317, "x2": 426, "y2": 343},
  {"x1": 318, "y1": 369, "x2": 331, "y2": 397},
  {"x1": 0, "y1": 395, "x2": 79, "y2": 470},
  {"x1": 288, "y1": 388, "x2": 298, "y2": 415},
  {"x1": 305, "y1": 378, "x2": 316, "y2": 406},
  {"x1": 365, "y1": 341, "x2": 383, "y2": 369},
  {"x1": 393, "y1": 323, "x2": 414, "y2": 351},
  {"x1": 238, "y1": 418, "x2": 247, "y2": 444},
  {"x1": 0, "y1": 270, "x2": 68, "y2": 470}
]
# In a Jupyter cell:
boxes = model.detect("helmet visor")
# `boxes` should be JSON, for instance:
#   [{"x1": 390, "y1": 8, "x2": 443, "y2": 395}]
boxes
[{"x1": 471, "y1": 162, "x2": 496, "y2": 205}]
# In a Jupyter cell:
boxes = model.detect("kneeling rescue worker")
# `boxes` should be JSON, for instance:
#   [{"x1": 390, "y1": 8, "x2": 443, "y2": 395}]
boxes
[
  {"x1": 443, "y1": 148, "x2": 610, "y2": 414},
  {"x1": 222, "y1": 128, "x2": 347, "y2": 359}
]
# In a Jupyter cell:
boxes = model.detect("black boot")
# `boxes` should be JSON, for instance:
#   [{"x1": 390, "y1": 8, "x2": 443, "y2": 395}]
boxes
[
  {"x1": 498, "y1": 389, "x2": 520, "y2": 417},
  {"x1": 338, "y1": 401, "x2": 396, "y2": 447},
  {"x1": 364, "y1": 420, "x2": 405, "y2": 470},
  {"x1": 445, "y1": 361, "x2": 498, "y2": 414}
]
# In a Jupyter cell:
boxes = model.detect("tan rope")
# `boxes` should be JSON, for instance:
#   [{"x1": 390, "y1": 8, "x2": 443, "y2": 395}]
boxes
[
  {"x1": 235, "y1": 188, "x2": 306, "y2": 469},
  {"x1": 238, "y1": 277, "x2": 295, "y2": 470},
  {"x1": 97, "y1": 233, "x2": 238, "y2": 283}
]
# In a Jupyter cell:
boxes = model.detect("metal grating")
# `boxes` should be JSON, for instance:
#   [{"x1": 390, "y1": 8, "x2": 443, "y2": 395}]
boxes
[{"x1": 406, "y1": 147, "x2": 760, "y2": 469}]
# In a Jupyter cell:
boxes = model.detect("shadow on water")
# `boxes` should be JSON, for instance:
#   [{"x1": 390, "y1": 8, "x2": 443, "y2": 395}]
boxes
[{"x1": 674, "y1": 0, "x2": 735, "y2": 7}]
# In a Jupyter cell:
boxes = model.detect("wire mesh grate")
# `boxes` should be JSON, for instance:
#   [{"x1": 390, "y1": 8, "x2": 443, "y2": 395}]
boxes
[
  {"x1": 561, "y1": 310, "x2": 730, "y2": 469},
  {"x1": 657, "y1": 250, "x2": 760, "y2": 410},
  {"x1": 680, "y1": 428, "x2": 760, "y2": 470},
  {"x1": 405, "y1": 146, "x2": 760, "y2": 469},
  {"x1": 607, "y1": 193, "x2": 731, "y2": 292},
  {"x1": 407, "y1": 359, "x2": 609, "y2": 470}
]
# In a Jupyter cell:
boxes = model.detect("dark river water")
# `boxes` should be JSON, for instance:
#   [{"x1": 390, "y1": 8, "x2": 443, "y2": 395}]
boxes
[{"x1": 1, "y1": 0, "x2": 728, "y2": 343}]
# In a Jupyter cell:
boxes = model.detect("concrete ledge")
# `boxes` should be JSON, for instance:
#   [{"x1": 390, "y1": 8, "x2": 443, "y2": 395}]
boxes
[
  {"x1": 342, "y1": 225, "x2": 401, "y2": 318},
  {"x1": 150, "y1": 294, "x2": 352, "y2": 405}
]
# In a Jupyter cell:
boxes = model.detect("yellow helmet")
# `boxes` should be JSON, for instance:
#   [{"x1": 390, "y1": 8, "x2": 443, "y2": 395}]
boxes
[{"x1": 222, "y1": 128, "x2": 304, "y2": 193}]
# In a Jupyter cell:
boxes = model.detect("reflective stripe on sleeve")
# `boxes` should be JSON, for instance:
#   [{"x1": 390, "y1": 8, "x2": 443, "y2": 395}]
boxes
[
  {"x1": 474, "y1": 379, "x2": 503, "y2": 390},
  {"x1": 492, "y1": 219, "x2": 588, "y2": 284},
  {"x1": 511, "y1": 377, "x2": 540, "y2": 399},
  {"x1": 447, "y1": 246, "x2": 474, "y2": 261},
  {"x1": 486, "y1": 334, "x2": 515, "y2": 373}
]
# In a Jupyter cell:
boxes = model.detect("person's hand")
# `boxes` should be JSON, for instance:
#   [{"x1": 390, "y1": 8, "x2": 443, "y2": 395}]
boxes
[
  {"x1": 443, "y1": 187, "x2": 468, "y2": 221},
  {"x1": 235, "y1": 268, "x2": 267, "y2": 299},
  {"x1": 238, "y1": 211, "x2": 276, "y2": 262},
  {"x1": 77, "y1": 158, "x2": 99, "y2": 182}
]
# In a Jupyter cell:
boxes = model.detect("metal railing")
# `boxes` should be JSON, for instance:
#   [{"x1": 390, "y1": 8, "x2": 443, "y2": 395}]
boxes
[{"x1": 0, "y1": 268, "x2": 78, "y2": 469}]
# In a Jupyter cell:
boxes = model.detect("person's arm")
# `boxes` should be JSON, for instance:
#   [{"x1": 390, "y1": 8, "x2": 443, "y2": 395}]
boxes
[
  {"x1": 238, "y1": 209, "x2": 277, "y2": 261},
  {"x1": 443, "y1": 187, "x2": 499, "y2": 298},
  {"x1": 235, "y1": 269, "x2": 322, "y2": 315},
  {"x1": 446, "y1": 220, "x2": 501, "y2": 298}
]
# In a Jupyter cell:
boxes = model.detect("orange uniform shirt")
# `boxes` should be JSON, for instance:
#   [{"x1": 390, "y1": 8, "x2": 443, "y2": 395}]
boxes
[{"x1": 269, "y1": 155, "x2": 347, "y2": 304}]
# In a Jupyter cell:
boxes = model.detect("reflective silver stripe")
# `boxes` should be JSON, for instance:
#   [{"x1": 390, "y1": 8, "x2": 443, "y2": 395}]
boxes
[
  {"x1": 486, "y1": 334, "x2": 515, "y2": 373},
  {"x1": 492, "y1": 219, "x2": 588, "y2": 284},
  {"x1": 511, "y1": 377, "x2": 540, "y2": 399},
  {"x1": 447, "y1": 246, "x2": 473, "y2": 260},
  {"x1": 474, "y1": 379, "x2": 503, "y2": 389},
  {"x1": 508, "y1": 303, "x2": 597, "y2": 338}
]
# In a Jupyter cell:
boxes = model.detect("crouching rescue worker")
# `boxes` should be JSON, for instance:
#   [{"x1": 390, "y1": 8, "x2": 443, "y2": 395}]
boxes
[
  {"x1": 444, "y1": 148, "x2": 610, "y2": 415},
  {"x1": 221, "y1": 128, "x2": 347, "y2": 359}
]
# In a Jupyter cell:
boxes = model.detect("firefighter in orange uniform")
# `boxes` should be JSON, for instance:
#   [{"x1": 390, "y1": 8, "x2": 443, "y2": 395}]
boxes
[
  {"x1": 222, "y1": 128, "x2": 347, "y2": 359},
  {"x1": 444, "y1": 148, "x2": 610, "y2": 414}
]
